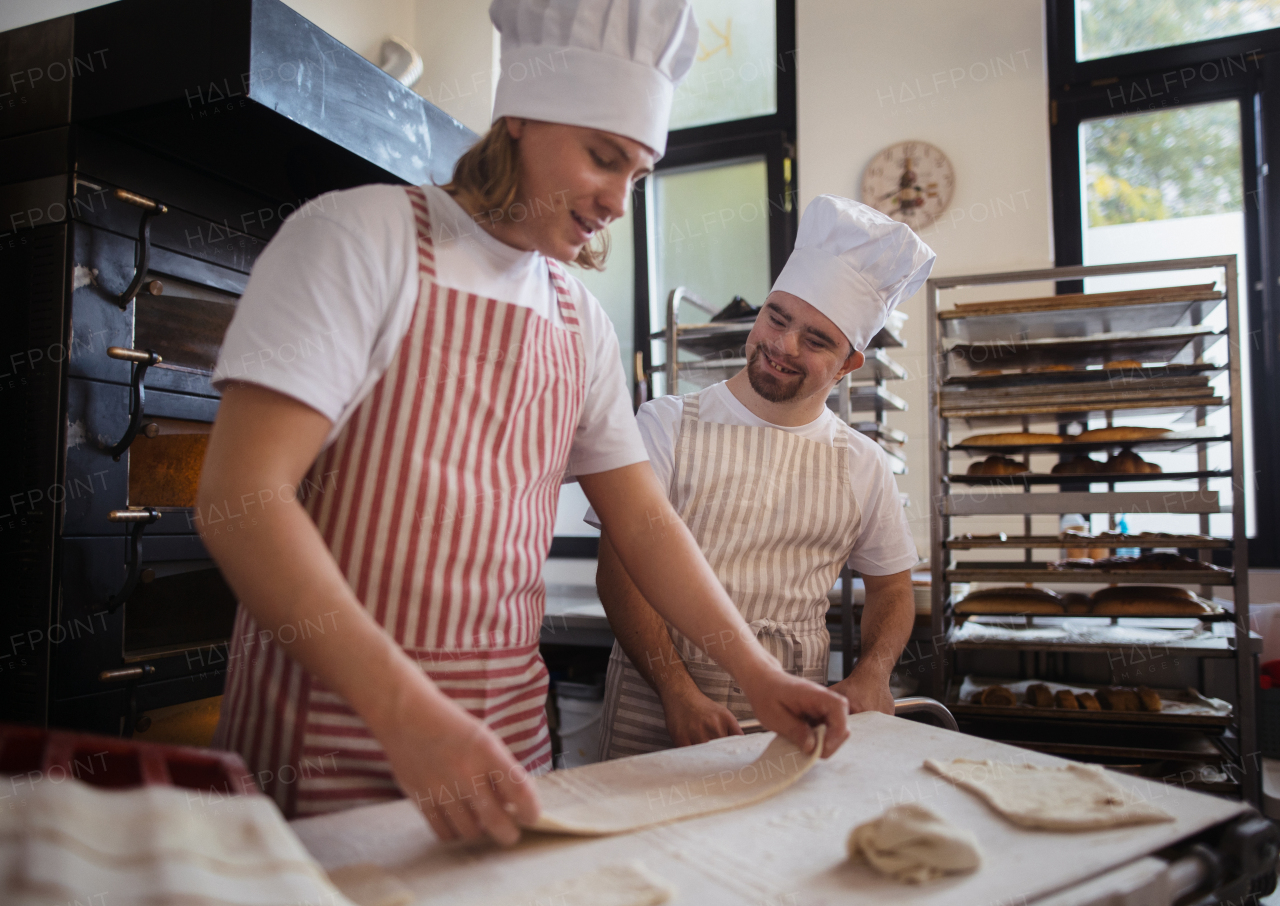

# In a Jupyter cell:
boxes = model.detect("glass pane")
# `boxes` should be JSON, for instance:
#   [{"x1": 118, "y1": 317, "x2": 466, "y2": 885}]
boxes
[
  {"x1": 1079, "y1": 100, "x2": 1253, "y2": 536},
  {"x1": 668, "y1": 0, "x2": 777, "y2": 131},
  {"x1": 1077, "y1": 0, "x2": 1280, "y2": 61},
  {"x1": 568, "y1": 205, "x2": 635, "y2": 388},
  {"x1": 649, "y1": 156, "x2": 772, "y2": 395}
]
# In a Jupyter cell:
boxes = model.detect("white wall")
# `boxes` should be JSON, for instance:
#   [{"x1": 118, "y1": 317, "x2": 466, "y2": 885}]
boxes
[{"x1": 796, "y1": 0, "x2": 1055, "y2": 556}]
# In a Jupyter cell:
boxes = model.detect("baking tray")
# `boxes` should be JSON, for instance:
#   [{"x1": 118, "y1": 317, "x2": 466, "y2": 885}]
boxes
[
  {"x1": 947, "y1": 617, "x2": 1250, "y2": 658},
  {"x1": 946, "y1": 325, "x2": 1221, "y2": 370},
  {"x1": 950, "y1": 676, "x2": 1233, "y2": 729},
  {"x1": 940, "y1": 284, "x2": 1223, "y2": 342},
  {"x1": 943, "y1": 362, "x2": 1224, "y2": 387},
  {"x1": 946, "y1": 561, "x2": 1234, "y2": 586},
  {"x1": 950, "y1": 426, "x2": 1230, "y2": 454},
  {"x1": 948, "y1": 469, "x2": 1230, "y2": 486},
  {"x1": 945, "y1": 534, "x2": 1232, "y2": 549}
]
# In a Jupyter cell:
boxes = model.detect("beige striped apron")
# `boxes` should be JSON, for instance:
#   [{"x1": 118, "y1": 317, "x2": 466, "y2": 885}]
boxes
[{"x1": 598, "y1": 390, "x2": 861, "y2": 759}]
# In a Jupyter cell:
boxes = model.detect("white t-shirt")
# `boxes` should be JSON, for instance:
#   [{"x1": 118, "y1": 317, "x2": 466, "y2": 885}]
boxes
[
  {"x1": 586, "y1": 382, "x2": 918, "y2": 576},
  {"x1": 212, "y1": 184, "x2": 646, "y2": 478}
]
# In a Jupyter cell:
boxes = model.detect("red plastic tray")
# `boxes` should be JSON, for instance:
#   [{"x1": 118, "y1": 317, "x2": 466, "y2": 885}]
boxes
[{"x1": 0, "y1": 723, "x2": 257, "y2": 795}]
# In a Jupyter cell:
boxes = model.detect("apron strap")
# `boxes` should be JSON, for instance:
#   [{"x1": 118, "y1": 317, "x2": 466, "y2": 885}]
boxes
[
  {"x1": 545, "y1": 258, "x2": 582, "y2": 333},
  {"x1": 746, "y1": 617, "x2": 822, "y2": 676},
  {"x1": 403, "y1": 186, "x2": 437, "y2": 279}
]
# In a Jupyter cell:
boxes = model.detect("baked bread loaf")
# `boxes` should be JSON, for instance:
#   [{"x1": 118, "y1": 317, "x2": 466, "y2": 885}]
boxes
[
  {"x1": 1061, "y1": 593, "x2": 1093, "y2": 614},
  {"x1": 1025, "y1": 684, "x2": 1054, "y2": 708},
  {"x1": 1106, "y1": 450, "x2": 1161, "y2": 474},
  {"x1": 1054, "y1": 689, "x2": 1079, "y2": 709},
  {"x1": 967, "y1": 455, "x2": 1030, "y2": 476},
  {"x1": 1075, "y1": 426, "x2": 1171, "y2": 442},
  {"x1": 1052, "y1": 455, "x2": 1105, "y2": 475},
  {"x1": 1097, "y1": 688, "x2": 1141, "y2": 711},
  {"x1": 1137, "y1": 687, "x2": 1162, "y2": 712},
  {"x1": 955, "y1": 588, "x2": 1064, "y2": 615},
  {"x1": 1076, "y1": 692, "x2": 1101, "y2": 710},
  {"x1": 1103, "y1": 360, "x2": 1143, "y2": 369},
  {"x1": 958, "y1": 432, "x2": 1063, "y2": 446},
  {"x1": 978, "y1": 685, "x2": 1017, "y2": 707},
  {"x1": 1028, "y1": 364, "x2": 1074, "y2": 373},
  {"x1": 1091, "y1": 583, "x2": 1214, "y2": 615},
  {"x1": 1093, "y1": 584, "x2": 1195, "y2": 603}
]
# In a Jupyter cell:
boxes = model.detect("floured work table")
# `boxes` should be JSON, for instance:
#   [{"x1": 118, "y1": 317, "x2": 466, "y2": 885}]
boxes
[{"x1": 292, "y1": 712, "x2": 1277, "y2": 906}]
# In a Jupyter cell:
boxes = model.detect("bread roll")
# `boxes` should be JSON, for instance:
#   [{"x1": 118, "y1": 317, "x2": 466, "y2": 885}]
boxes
[
  {"x1": 1054, "y1": 689, "x2": 1079, "y2": 709},
  {"x1": 979, "y1": 685, "x2": 1017, "y2": 707},
  {"x1": 1075, "y1": 427, "x2": 1172, "y2": 442},
  {"x1": 1097, "y1": 688, "x2": 1141, "y2": 711},
  {"x1": 958, "y1": 432, "x2": 1063, "y2": 446},
  {"x1": 1091, "y1": 597, "x2": 1213, "y2": 616},
  {"x1": 1137, "y1": 687, "x2": 1163, "y2": 712},
  {"x1": 1092, "y1": 585, "x2": 1195, "y2": 604},
  {"x1": 956, "y1": 588, "x2": 1064, "y2": 615},
  {"x1": 1052, "y1": 455, "x2": 1104, "y2": 475},
  {"x1": 1025, "y1": 684, "x2": 1054, "y2": 708},
  {"x1": 1107, "y1": 450, "x2": 1147, "y2": 474},
  {"x1": 967, "y1": 455, "x2": 1029, "y2": 476},
  {"x1": 1076, "y1": 692, "x2": 1101, "y2": 710}
]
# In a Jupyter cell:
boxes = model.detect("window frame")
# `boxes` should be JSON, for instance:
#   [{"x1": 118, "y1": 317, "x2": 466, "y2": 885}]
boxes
[
  {"x1": 631, "y1": 0, "x2": 798, "y2": 399},
  {"x1": 1046, "y1": 0, "x2": 1280, "y2": 567}
]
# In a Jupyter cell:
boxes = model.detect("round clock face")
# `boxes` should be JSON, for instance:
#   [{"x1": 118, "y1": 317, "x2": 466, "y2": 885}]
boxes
[{"x1": 861, "y1": 141, "x2": 955, "y2": 229}]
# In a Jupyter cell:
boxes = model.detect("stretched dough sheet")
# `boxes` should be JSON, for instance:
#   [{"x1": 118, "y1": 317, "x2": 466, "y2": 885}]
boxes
[
  {"x1": 925, "y1": 758, "x2": 1174, "y2": 831},
  {"x1": 527, "y1": 726, "x2": 824, "y2": 836}
]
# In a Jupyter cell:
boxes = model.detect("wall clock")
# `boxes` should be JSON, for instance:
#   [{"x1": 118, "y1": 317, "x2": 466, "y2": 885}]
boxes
[{"x1": 860, "y1": 141, "x2": 955, "y2": 230}]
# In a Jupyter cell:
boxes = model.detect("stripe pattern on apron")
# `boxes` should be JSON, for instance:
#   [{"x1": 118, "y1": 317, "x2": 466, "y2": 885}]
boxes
[
  {"x1": 598, "y1": 390, "x2": 860, "y2": 759},
  {"x1": 213, "y1": 186, "x2": 586, "y2": 817}
]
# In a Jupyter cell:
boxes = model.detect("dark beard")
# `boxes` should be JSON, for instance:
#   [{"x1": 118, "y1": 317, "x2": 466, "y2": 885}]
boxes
[{"x1": 746, "y1": 345, "x2": 806, "y2": 403}]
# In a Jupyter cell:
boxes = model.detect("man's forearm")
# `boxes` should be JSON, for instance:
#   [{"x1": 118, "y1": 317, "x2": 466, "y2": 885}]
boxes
[
  {"x1": 596, "y1": 531, "x2": 699, "y2": 700},
  {"x1": 854, "y1": 570, "x2": 915, "y2": 678}
]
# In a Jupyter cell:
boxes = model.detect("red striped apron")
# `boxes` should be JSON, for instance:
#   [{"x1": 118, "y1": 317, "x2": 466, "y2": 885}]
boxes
[{"x1": 212, "y1": 186, "x2": 586, "y2": 818}]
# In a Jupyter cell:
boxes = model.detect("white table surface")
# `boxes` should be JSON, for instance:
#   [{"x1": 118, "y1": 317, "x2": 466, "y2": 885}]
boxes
[{"x1": 292, "y1": 712, "x2": 1248, "y2": 906}]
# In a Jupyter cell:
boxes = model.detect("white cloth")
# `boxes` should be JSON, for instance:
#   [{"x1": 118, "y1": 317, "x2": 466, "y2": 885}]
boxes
[
  {"x1": 585, "y1": 382, "x2": 918, "y2": 575},
  {"x1": 489, "y1": 0, "x2": 699, "y2": 158},
  {"x1": 213, "y1": 183, "x2": 646, "y2": 478},
  {"x1": 771, "y1": 195, "x2": 936, "y2": 352}
]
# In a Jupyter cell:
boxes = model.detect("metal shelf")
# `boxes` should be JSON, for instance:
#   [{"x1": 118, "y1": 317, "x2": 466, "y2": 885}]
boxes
[
  {"x1": 945, "y1": 534, "x2": 1232, "y2": 550},
  {"x1": 925, "y1": 256, "x2": 1256, "y2": 804}
]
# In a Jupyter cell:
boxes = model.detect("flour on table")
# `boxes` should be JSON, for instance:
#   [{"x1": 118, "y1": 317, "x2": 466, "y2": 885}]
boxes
[
  {"x1": 327, "y1": 863, "x2": 413, "y2": 906},
  {"x1": 925, "y1": 758, "x2": 1173, "y2": 831},
  {"x1": 464, "y1": 862, "x2": 672, "y2": 906}
]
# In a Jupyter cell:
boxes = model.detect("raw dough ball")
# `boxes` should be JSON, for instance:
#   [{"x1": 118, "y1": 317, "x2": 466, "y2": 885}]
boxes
[{"x1": 846, "y1": 803, "x2": 981, "y2": 884}]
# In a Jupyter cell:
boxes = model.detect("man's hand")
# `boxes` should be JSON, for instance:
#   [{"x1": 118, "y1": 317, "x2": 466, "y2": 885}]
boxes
[
  {"x1": 739, "y1": 667, "x2": 850, "y2": 757},
  {"x1": 831, "y1": 663, "x2": 896, "y2": 716},
  {"x1": 376, "y1": 685, "x2": 540, "y2": 846},
  {"x1": 659, "y1": 684, "x2": 743, "y2": 747}
]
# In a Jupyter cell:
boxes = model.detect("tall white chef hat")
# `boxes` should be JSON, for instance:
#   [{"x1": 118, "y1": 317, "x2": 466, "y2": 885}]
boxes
[
  {"x1": 771, "y1": 195, "x2": 937, "y2": 353},
  {"x1": 489, "y1": 0, "x2": 699, "y2": 159}
]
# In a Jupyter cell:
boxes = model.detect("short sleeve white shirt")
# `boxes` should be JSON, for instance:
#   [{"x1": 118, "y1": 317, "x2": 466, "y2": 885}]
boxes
[
  {"x1": 212, "y1": 183, "x2": 646, "y2": 478},
  {"x1": 586, "y1": 382, "x2": 918, "y2": 575}
]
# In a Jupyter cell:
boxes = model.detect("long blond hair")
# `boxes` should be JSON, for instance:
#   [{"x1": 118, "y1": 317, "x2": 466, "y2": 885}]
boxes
[{"x1": 441, "y1": 119, "x2": 611, "y2": 271}]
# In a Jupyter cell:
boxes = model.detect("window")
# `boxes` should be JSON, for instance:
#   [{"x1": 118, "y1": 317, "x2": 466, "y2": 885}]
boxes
[
  {"x1": 1047, "y1": 0, "x2": 1279, "y2": 564},
  {"x1": 668, "y1": 0, "x2": 778, "y2": 129},
  {"x1": 1076, "y1": 0, "x2": 1280, "y2": 61}
]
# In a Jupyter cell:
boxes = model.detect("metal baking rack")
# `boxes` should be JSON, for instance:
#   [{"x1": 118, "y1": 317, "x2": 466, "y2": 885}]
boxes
[{"x1": 925, "y1": 257, "x2": 1258, "y2": 803}]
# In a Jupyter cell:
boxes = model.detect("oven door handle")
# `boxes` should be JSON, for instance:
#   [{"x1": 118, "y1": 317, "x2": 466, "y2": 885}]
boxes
[
  {"x1": 113, "y1": 188, "x2": 169, "y2": 310},
  {"x1": 103, "y1": 508, "x2": 161, "y2": 614},
  {"x1": 105, "y1": 347, "x2": 162, "y2": 460}
]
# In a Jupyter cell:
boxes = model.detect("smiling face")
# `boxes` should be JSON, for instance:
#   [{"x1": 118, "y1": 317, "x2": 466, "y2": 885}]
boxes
[
  {"x1": 502, "y1": 118, "x2": 655, "y2": 262},
  {"x1": 744, "y1": 291, "x2": 863, "y2": 404}
]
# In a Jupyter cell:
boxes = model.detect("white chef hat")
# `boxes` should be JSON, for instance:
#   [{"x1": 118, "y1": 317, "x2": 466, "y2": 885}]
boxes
[
  {"x1": 489, "y1": 0, "x2": 699, "y2": 159},
  {"x1": 771, "y1": 195, "x2": 937, "y2": 353}
]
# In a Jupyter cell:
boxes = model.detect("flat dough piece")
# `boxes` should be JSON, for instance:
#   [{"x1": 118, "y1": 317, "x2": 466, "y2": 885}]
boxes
[
  {"x1": 327, "y1": 864, "x2": 414, "y2": 906},
  {"x1": 847, "y1": 803, "x2": 982, "y2": 884},
  {"x1": 924, "y1": 758, "x2": 1173, "y2": 831},
  {"x1": 527, "y1": 726, "x2": 824, "y2": 836},
  {"x1": 465, "y1": 862, "x2": 672, "y2": 906}
]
